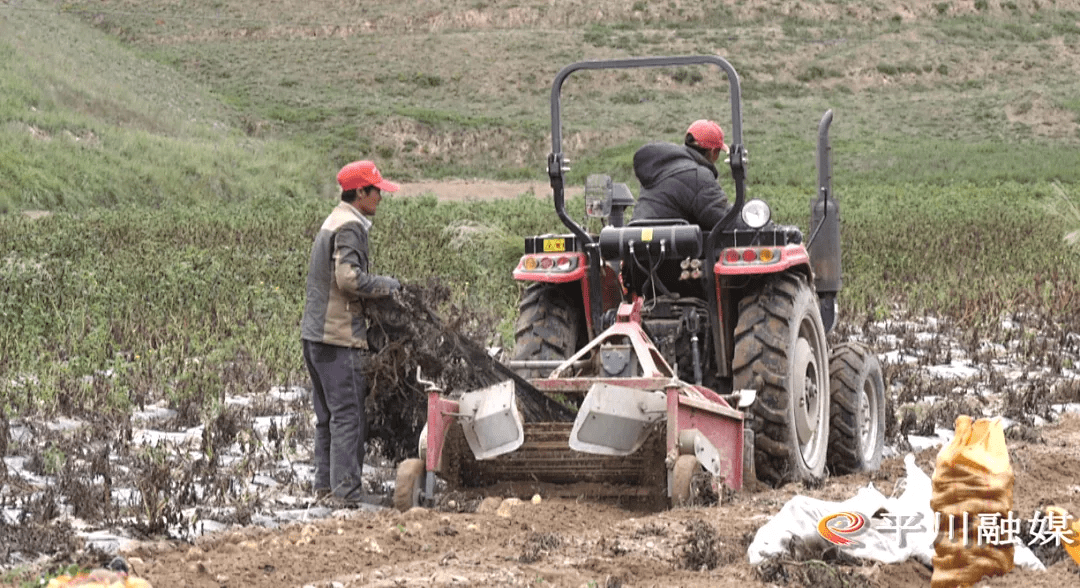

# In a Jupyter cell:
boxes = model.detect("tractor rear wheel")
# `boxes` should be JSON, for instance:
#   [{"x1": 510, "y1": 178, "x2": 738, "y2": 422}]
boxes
[
  {"x1": 512, "y1": 283, "x2": 584, "y2": 379},
  {"x1": 827, "y1": 342, "x2": 886, "y2": 474},
  {"x1": 733, "y1": 273, "x2": 830, "y2": 486}
]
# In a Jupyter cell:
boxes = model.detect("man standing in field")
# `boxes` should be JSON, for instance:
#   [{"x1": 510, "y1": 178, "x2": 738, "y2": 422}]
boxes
[
  {"x1": 301, "y1": 160, "x2": 402, "y2": 502},
  {"x1": 630, "y1": 119, "x2": 731, "y2": 231}
]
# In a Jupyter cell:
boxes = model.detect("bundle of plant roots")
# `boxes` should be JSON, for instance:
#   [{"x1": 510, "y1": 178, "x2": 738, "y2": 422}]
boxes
[{"x1": 362, "y1": 280, "x2": 572, "y2": 464}]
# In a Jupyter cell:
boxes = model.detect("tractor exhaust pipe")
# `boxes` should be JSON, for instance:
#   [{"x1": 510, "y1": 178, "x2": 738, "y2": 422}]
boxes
[{"x1": 808, "y1": 110, "x2": 841, "y2": 332}]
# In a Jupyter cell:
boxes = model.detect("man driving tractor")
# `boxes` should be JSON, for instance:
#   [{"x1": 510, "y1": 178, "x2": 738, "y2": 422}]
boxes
[{"x1": 630, "y1": 119, "x2": 732, "y2": 231}]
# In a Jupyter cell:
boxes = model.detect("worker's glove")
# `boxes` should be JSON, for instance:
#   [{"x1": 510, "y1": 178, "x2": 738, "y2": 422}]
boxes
[
  {"x1": 371, "y1": 275, "x2": 401, "y2": 297},
  {"x1": 365, "y1": 283, "x2": 409, "y2": 352}
]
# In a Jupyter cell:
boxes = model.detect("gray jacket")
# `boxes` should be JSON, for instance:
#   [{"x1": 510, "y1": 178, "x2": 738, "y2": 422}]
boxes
[
  {"x1": 301, "y1": 202, "x2": 398, "y2": 349},
  {"x1": 630, "y1": 142, "x2": 730, "y2": 232}
]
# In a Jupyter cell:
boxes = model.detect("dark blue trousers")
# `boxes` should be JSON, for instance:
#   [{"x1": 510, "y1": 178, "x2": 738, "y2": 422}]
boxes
[{"x1": 302, "y1": 339, "x2": 369, "y2": 499}]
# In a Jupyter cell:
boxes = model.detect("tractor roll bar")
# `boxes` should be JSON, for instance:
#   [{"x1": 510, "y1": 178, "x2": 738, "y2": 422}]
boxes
[
  {"x1": 548, "y1": 55, "x2": 744, "y2": 229},
  {"x1": 548, "y1": 55, "x2": 745, "y2": 329}
]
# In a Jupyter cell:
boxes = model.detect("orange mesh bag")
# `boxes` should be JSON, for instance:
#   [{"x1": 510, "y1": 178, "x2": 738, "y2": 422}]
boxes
[
  {"x1": 46, "y1": 569, "x2": 152, "y2": 588},
  {"x1": 930, "y1": 416, "x2": 1014, "y2": 588},
  {"x1": 1045, "y1": 506, "x2": 1080, "y2": 566}
]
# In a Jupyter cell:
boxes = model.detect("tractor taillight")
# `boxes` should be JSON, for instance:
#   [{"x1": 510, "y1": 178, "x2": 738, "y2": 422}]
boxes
[
  {"x1": 721, "y1": 247, "x2": 781, "y2": 266},
  {"x1": 518, "y1": 253, "x2": 581, "y2": 274}
]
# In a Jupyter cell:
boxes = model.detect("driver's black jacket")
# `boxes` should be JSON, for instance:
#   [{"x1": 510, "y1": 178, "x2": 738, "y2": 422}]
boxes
[{"x1": 630, "y1": 142, "x2": 730, "y2": 232}]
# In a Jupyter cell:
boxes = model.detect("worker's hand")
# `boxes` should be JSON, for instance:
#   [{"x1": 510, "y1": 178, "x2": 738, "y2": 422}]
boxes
[{"x1": 374, "y1": 275, "x2": 401, "y2": 296}]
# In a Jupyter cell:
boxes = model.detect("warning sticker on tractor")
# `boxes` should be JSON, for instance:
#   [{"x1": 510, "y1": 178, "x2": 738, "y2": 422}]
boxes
[
  {"x1": 543, "y1": 238, "x2": 566, "y2": 252},
  {"x1": 641, "y1": 228, "x2": 653, "y2": 241}
]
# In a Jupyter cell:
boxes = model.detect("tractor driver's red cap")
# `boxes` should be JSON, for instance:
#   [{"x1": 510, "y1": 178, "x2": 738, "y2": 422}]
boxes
[
  {"x1": 336, "y1": 160, "x2": 400, "y2": 192},
  {"x1": 686, "y1": 119, "x2": 728, "y2": 153}
]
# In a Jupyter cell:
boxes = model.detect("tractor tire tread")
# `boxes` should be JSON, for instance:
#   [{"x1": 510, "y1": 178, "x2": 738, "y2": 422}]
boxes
[
  {"x1": 827, "y1": 342, "x2": 885, "y2": 475},
  {"x1": 732, "y1": 273, "x2": 829, "y2": 487},
  {"x1": 511, "y1": 283, "x2": 582, "y2": 379}
]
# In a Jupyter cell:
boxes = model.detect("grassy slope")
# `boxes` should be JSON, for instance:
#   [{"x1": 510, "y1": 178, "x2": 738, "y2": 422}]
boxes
[
  {"x1": 41, "y1": 0, "x2": 1080, "y2": 186},
  {"x1": 0, "y1": 2, "x2": 327, "y2": 212},
  {"x1": 1, "y1": 0, "x2": 1079, "y2": 416},
  {"x1": 5, "y1": 0, "x2": 1080, "y2": 193}
]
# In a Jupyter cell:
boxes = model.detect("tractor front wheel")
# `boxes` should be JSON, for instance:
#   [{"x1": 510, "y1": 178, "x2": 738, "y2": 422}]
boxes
[
  {"x1": 511, "y1": 283, "x2": 584, "y2": 379},
  {"x1": 827, "y1": 342, "x2": 886, "y2": 475},
  {"x1": 733, "y1": 273, "x2": 830, "y2": 486}
]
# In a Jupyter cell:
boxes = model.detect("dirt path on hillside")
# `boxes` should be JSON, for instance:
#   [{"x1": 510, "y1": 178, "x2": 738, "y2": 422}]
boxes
[{"x1": 124, "y1": 414, "x2": 1080, "y2": 588}]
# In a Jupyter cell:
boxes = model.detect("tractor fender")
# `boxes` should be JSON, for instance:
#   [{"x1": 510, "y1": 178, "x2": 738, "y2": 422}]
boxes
[
  {"x1": 714, "y1": 244, "x2": 813, "y2": 278},
  {"x1": 513, "y1": 251, "x2": 588, "y2": 283}
]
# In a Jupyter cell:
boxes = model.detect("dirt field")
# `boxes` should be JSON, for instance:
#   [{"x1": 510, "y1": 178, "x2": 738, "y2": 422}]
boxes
[
  {"x1": 116, "y1": 412, "x2": 1080, "y2": 588},
  {"x1": 3, "y1": 180, "x2": 1078, "y2": 587},
  {"x1": 4, "y1": 182, "x2": 1078, "y2": 587}
]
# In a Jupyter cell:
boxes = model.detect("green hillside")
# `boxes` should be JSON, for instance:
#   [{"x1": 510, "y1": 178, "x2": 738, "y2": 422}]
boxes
[
  {"x1": 4, "y1": 0, "x2": 1080, "y2": 209},
  {"x1": 0, "y1": 1, "x2": 326, "y2": 212}
]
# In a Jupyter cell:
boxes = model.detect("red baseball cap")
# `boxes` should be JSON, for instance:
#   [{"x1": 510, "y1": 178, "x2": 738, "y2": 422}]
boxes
[
  {"x1": 336, "y1": 160, "x2": 400, "y2": 192},
  {"x1": 686, "y1": 119, "x2": 728, "y2": 153}
]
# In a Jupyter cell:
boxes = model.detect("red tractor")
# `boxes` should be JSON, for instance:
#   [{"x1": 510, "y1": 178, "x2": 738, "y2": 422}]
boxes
[{"x1": 393, "y1": 55, "x2": 885, "y2": 511}]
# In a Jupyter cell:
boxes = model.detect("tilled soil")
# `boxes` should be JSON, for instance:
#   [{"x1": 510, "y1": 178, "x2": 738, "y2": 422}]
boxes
[
  {"x1": 126, "y1": 413, "x2": 1080, "y2": 588},
  {"x1": 4, "y1": 295, "x2": 1080, "y2": 587}
]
